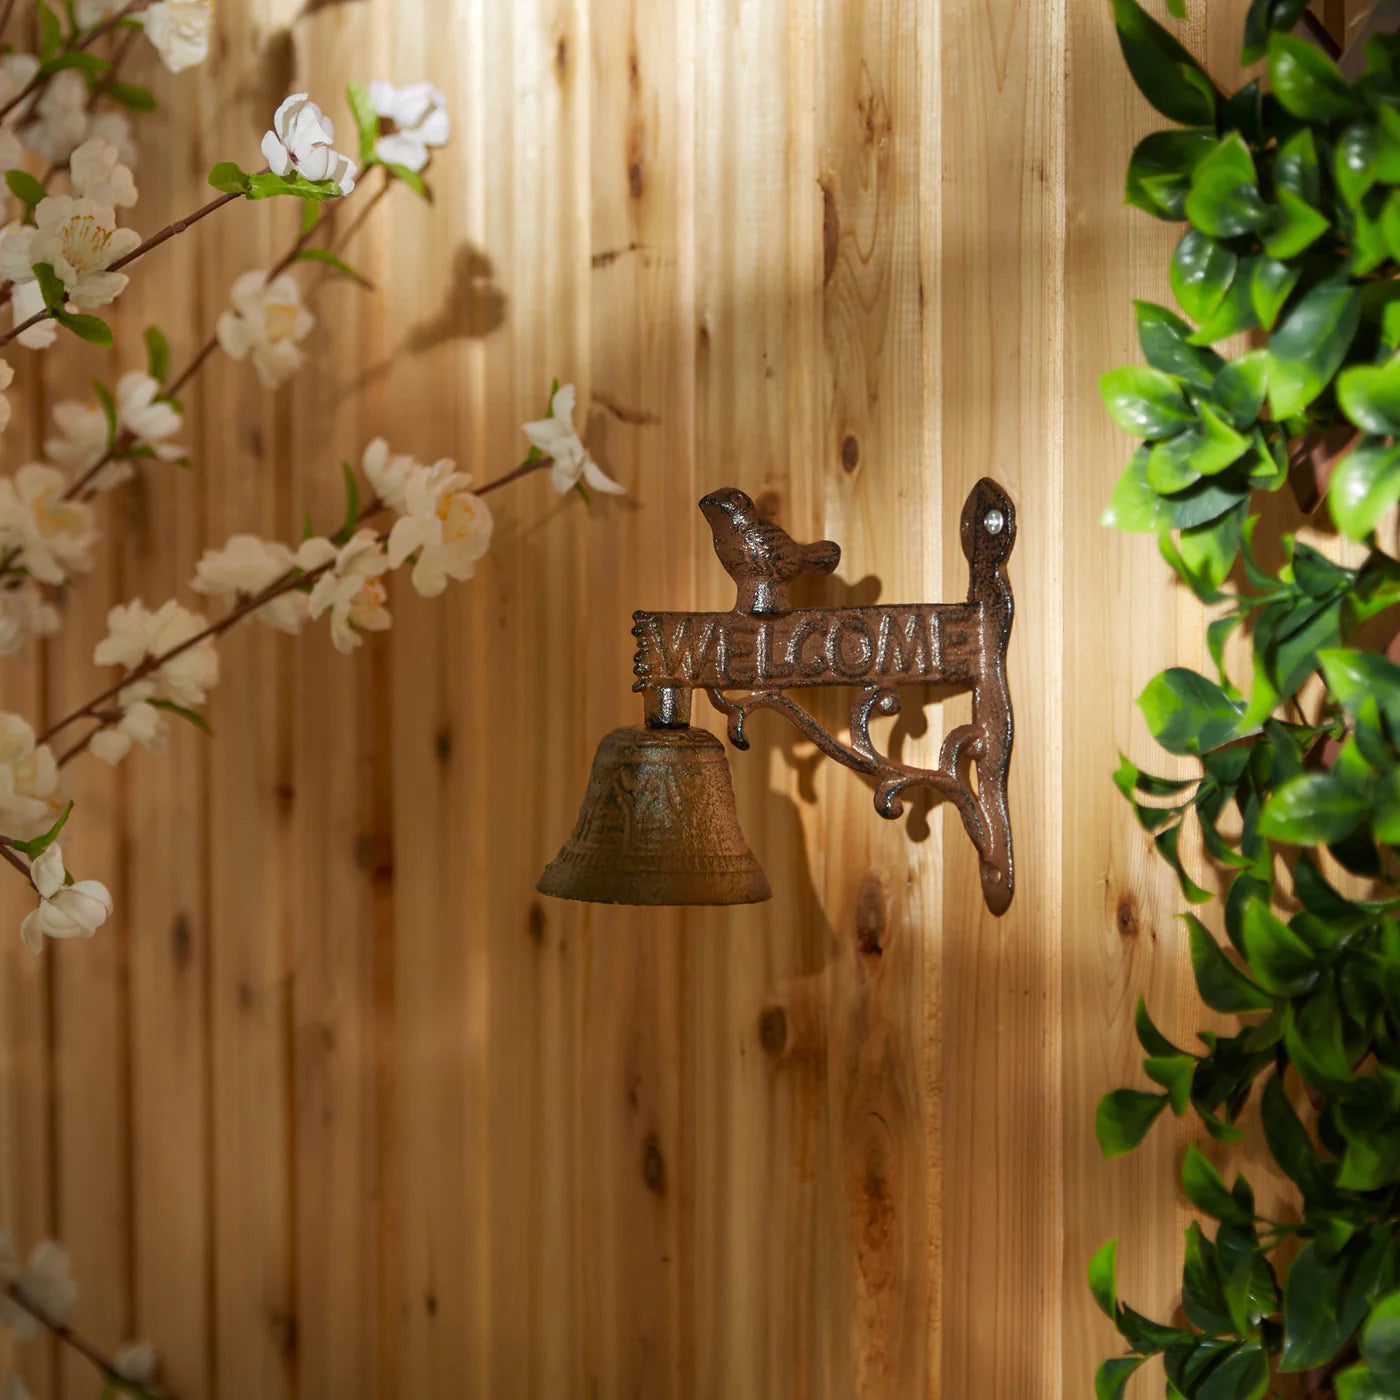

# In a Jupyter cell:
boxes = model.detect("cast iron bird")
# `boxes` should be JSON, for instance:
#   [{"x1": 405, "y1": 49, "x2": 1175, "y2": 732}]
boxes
[{"x1": 699, "y1": 488, "x2": 841, "y2": 616}]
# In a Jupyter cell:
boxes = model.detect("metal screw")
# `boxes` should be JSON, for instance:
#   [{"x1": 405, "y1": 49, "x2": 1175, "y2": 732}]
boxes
[{"x1": 983, "y1": 508, "x2": 1005, "y2": 536}]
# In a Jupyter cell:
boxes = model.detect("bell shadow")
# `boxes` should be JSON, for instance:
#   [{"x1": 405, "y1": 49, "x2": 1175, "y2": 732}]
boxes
[{"x1": 404, "y1": 243, "x2": 508, "y2": 353}]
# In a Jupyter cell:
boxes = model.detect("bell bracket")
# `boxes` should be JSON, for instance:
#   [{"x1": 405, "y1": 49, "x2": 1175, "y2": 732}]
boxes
[{"x1": 629, "y1": 478, "x2": 1016, "y2": 915}]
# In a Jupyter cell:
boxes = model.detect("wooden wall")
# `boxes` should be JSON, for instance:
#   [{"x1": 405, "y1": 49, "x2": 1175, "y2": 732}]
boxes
[{"x1": 0, "y1": 1, "x2": 1356, "y2": 1397}]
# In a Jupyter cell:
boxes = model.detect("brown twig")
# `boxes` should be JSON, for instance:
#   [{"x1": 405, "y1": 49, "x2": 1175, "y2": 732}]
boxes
[
  {"x1": 43, "y1": 454, "x2": 554, "y2": 759},
  {"x1": 109, "y1": 188, "x2": 244, "y2": 273},
  {"x1": 6, "y1": 1283, "x2": 165, "y2": 1399}
]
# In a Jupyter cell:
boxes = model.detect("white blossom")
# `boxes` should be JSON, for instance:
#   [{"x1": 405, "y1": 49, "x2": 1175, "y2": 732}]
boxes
[
  {"x1": 141, "y1": 0, "x2": 214, "y2": 73},
  {"x1": 89, "y1": 690, "x2": 162, "y2": 767},
  {"x1": 2, "y1": 1373, "x2": 33, "y2": 1400},
  {"x1": 21, "y1": 69, "x2": 86, "y2": 164},
  {"x1": 94, "y1": 598, "x2": 219, "y2": 708},
  {"x1": 361, "y1": 437, "x2": 419, "y2": 512},
  {"x1": 0, "y1": 465, "x2": 96, "y2": 585},
  {"x1": 0, "y1": 55, "x2": 38, "y2": 117},
  {"x1": 76, "y1": 0, "x2": 126, "y2": 26},
  {"x1": 70, "y1": 137, "x2": 137, "y2": 208},
  {"x1": 262, "y1": 94, "x2": 357, "y2": 192},
  {"x1": 9, "y1": 279, "x2": 56, "y2": 351},
  {"x1": 19, "y1": 846, "x2": 112, "y2": 956},
  {"x1": 0, "y1": 582, "x2": 60, "y2": 657},
  {"x1": 117, "y1": 371, "x2": 183, "y2": 460},
  {"x1": 216, "y1": 270, "x2": 314, "y2": 389},
  {"x1": 114, "y1": 1343, "x2": 158, "y2": 1385},
  {"x1": 386, "y1": 459, "x2": 493, "y2": 597},
  {"x1": 0, "y1": 1238, "x2": 78, "y2": 1334},
  {"x1": 0, "y1": 358, "x2": 12, "y2": 437},
  {"x1": 45, "y1": 398, "x2": 109, "y2": 475},
  {"x1": 84, "y1": 110, "x2": 136, "y2": 169},
  {"x1": 0, "y1": 714, "x2": 60, "y2": 841},
  {"x1": 300, "y1": 531, "x2": 392, "y2": 653},
  {"x1": 367, "y1": 81, "x2": 450, "y2": 172},
  {"x1": 27, "y1": 195, "x2": 140, "y2": 309},
  {"x1": 192, "y1": 534, "x2": 306, "y2": 634},
  {"x1": 522, "y1": 384, "x2": 625, "y2": 497}
]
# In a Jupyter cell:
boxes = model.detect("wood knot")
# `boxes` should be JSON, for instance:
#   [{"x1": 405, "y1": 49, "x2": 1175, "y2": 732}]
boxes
[
  {"x1": 425, "y1": 1292, "x2": 438, "y2": 1318},
  {"x1": 171, "y1": 913, "x2": 193, "y2": 968},
  {"x1": 628, "y1": 159, "x2": 645, "y2": 199},
  {"x1": 642, "y1": 1136, "x2": 666, "y2": 1196},
  {"x1": 856, "y1": 874, "x2": 886, "y2": 957},
  {"x1": 274, "y1": 781, "x2": 295, "y2": 816},
  {"x1": 555, "y1": 35, "x2": 568, "y2": 74},
  {"x1": 758, "y1": 1004, "x2": 788, "y2": 1056},
  {"x1": 755, "y1": 490, "x2": 782, "y2": 521},
  {"x1": 354, "y1": 833, "x2": 394, "y2": 883},
  {"x1": 821, "y1": 176, "x2": 839, "y2": 284},
  {"x1": 1116, "y1": 897, "x2": 1139, "y2": 940},
  {"x1": 840, "y1": 433, "x2": 860, "y2": 473},
  {"x1": 527, "y1": 901, "x2": 546, "y2": 943},
  {"x1": 435, "y1": 727, "x2": 452, "y2": 763}
]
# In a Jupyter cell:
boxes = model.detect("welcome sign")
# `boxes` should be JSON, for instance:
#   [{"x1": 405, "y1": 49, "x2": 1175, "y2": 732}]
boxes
[{"x1": 630, "y1": 603, "x2": 985, "y2": 691}]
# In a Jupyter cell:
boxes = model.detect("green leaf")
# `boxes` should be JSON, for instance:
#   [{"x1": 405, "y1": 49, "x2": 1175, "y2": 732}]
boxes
[
  {"x1": 143, "y1": 326, "x2": 169, "y2": 385},
  {"x1": 1282, "y1": 1238, "x2": 1378, "y2": 1372},
  {"x1": 1267, "y1": 279, "x2": 1362, "y2": 420},
  {"x1": 1250, "y1": 255, "x2": 1299, "y2": 332},
  {"x1": 4, "y1": 169, "x2": 46, "y2": 212},
  {"x1": 1138, "y1": 668, "x2": 1244, "y2": 756},
  {"x1": 246, "y1": 171, "x2": 344, "y2": 201},
  {"x1": 1268, "y1": 32, "x2": 1363, "y2": 120},
  {"x1": 10, "y1": 801, "x2": 73, "y2": 859},
  {"x1": 1135, "y1": 301, "x2": 1222, "y2": 389},
  {"x1": 1212, "y1": 350, "x2": 1269, "y2": 428},
  {"x1": 1089, "y1": 1238, "x2": 1118, "y2": 1320},
  {"x1": 1145, "y1": 1053, "x2": 1196, "y2": 1115},
  {"x1": 105, "y1": 80, "x2": 156, "y2": 112},
  {"x1": 1261, "y1": 1075, "x2": 1320, "y2": 1190},
  {"x1": 385, "y1": 162, "x2": 428, "y2": 198},
  {"x1": 1096, "y1": 1357, "x2": 1147, "y2": 1400},
  {"x1": 91, "y1": 378, "x2": 116, "y2": 447},
  {"x1": 1285, "y1": 986, "x2": 1353, "y2": 1085},
  {"x1": 56, "y1": 309, "x2": 112, "y2": 347},
  {"x1": 1336, "y1": 122, "x2": 1381, "y2": 208},
  {"x1": 1182, "y1": 1223, "x2": 1235, "y2": 1333},
  {"x1": 300, "y1": 196, "x2": 320, "y2": 235},
  {"x1": 1195, "y1": 1341, "x2": 1269, "y2": 1400},
  {"x1": 1148, "y1": 432, "x2": 1202, "y2": 494},
  {"x1": 37, "y1": 0, "x2": 61, "y2": 60},
  {"x1": 1275, "y1": 127, "x2": 1321, "y2": 205},
  {"x1": 291, "y1": 246, "x2": 372, "y2": 287},
  {"x1": 1096, "y1": 1088, "x2": 1169, "y2": 1159},
  {"x1": 1190, "y1": 403, "x2": 1250, "y2": 475},
  {"x1": 1240, "y1": 896, "x2": 1318, "y2": 996},
  {"x1": 148, "y1": 699, "x2": 213, "y2": 737},
  {"x1": 209, "y1": 161, "x2": 250, "y2": 195},
  {"x1": 1340, "y1": 354, "x2": 1400, "y2": 436},
  {"x1": 1100, "y1": 365, "x2": 1195, "y2": 439},
  {"x1": 1125, "y1": 131, "x2": 1216, "y2": 220},
  {"x1": 1265, "y1": 187, "x2": 1329, "y2": 260},
  {"x1": 1185, "y1": 136, "x2": 1270, "y2": 240},
  {"x1": 1181, "y1": 1143, "x2": 1254, "y2": 1224},
  {"x1": 1171, "y1": 228, "x2": 1237, "y2": 325},
  {"x1": 332, "y1": 462, "x2": 361, "y2": 546},
  {"x1": 1186, "y1": 915, "x2": 1274, "y2": 1013},
  {"x1": 36, "y1": 50, "x2": 110, "y2": 78},
  {"x1": 1111, "y1": 0, "x2": 1218, "y2": 126},
  {"x1": 346, "y1": 80, "x2": 379, "y2": 168},
  {"x1": 1187, "y1": 259, "x2": 1259, "y2": 345},
  {"x1": 1337, "y1": 1363, "x2": 1392, "y2": 1400},
  {"x1": 1331, "y1": 439, "x2": 1400, "y2": 540},
  {"x1": 1136, "y1": 997, "x2": 1189, "y2": 1058},
  {"x1": 1362, "y1": 1291, "x2": 1400, "y2": 1386},
  {"x1": 1178, "y1": 504, "x2": 1243, "y2": 593},
  {"x1": 1260, "y1": 772, "x2": 1367, "y2": 846}
]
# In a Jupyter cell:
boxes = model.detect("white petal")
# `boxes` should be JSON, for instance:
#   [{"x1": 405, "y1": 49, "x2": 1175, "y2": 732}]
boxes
[
  {"x1": 582, "y1": 457, "x2": 627, "y2": 495},
  {"x1": 30, "y1": 844, "x2": 64, "y2": 899},
  {"x1": 261, "y1": 130, "x2": 289, "y2": 176},
  {"x1": 19, "y1": 909, "x2": 42, "y2": 954}
]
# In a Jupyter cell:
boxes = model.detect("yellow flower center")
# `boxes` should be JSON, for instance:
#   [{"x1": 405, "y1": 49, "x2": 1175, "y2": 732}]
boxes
[
  {"x1": 263, "y1": 301, "x2": 301, "y2": 344},
  {"x1": 60, "y1": 215, "x2": 112, "y2": 273},
  {"x1": 349, "y1": 578, "x2": 386, "y2": 624},
  {"x1": 436, "y1": 492, "x2": 481, "y2": 541}
]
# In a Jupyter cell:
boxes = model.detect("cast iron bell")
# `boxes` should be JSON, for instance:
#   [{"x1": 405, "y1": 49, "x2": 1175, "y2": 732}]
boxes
[{"x1": 536, "y1": 724, "x2": 772, "y2": 906}]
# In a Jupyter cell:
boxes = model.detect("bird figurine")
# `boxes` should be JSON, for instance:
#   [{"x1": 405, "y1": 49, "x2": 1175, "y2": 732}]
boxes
[{"x1": 698, "y1": 487, "x2": 841, "y2": 616}]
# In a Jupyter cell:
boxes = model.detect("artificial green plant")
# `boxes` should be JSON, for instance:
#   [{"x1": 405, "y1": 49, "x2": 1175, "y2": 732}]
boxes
[{"x1": 1096, "y1": 2, "x2": 1400, "y2": 1397}]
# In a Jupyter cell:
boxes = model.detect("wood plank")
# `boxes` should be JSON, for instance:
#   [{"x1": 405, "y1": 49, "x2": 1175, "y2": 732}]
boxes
[
  {"x1": 199, "y1": 0, "x2": 297, "y2": 1393},
  {"x1": 938, "y1": 0, "x2": 1065, "y2": 1395}
]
